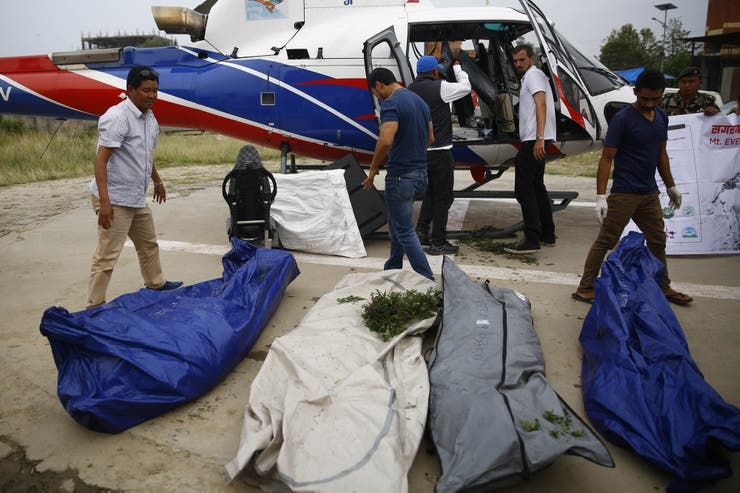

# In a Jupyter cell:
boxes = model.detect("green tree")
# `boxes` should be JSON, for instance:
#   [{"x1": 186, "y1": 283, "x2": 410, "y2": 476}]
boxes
[
  {"x1": 599, "y1": 21, "x2": 692, "y2": 76},
  {"x1": 662, "y1": 18, "x2": 692, "y2": 78},
  {"x1": 639, "y1": 28, "x2": 662, "y2": 69},
  {"x1": 598, "y1": 24, "x2": 659, "y2": 70}
]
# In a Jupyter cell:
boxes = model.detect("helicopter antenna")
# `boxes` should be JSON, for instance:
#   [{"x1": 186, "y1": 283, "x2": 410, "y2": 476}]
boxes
[
  {"x1": 40, "y1": 119, "x2": 67, "y2": 160},
  {"x1": 267, "y1": 21, "x2": 305, "y2": 57}
]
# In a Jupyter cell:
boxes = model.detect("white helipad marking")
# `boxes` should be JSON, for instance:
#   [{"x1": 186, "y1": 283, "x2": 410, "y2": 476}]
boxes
[
  {"x1": 571, "y1": 201, "x2": 596, "y2": 208},
  {"x1": 447, "y1": 199, "x2": 469, "y2": 231},
  {"x1": 431, "y1": 197, "x2": 591, "y2": 233},
  {"x1": 466, "y1": 197, "x2": 595, "y2": 208},
  {"x1": 125, "y1": 239, "x2": 740, "y2": 301}
]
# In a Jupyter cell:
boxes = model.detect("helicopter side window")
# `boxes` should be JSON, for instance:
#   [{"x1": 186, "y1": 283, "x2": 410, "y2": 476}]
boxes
[
  {"x1": 261, "y1": 92, "x2": 276, "y2": 106},
  {"x1": 557, "y1": 69, "x2": 595, "y2": 129}
]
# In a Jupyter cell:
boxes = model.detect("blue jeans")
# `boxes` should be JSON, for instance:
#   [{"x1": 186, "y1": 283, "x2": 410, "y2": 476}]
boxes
[{"x1": 384, "y1": 171, "x2": 434, "y2": 280}]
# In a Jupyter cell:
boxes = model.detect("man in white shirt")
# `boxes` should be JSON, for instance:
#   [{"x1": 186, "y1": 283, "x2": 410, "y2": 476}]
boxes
[
  {"x1": 505, "y1": 44, "x2": 557, "y2": 254},
  {"x1": 409, "y1": 48, "x2": 471, "y2": 255},
  {"x1": 87, "y1": 65, "x2": 181, "y2": 307}
]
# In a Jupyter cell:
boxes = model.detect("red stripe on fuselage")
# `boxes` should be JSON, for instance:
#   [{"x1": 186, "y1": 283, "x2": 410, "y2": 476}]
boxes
[
  {"x1": 296, "y1": 78, "x2": 369, "y2": 90},
  {"x1": 5, "y1": 69, "x2": 124, "y2": 116},
  {"x1": 152, "y1": 99, "x2": 373, "y2": 164},
  {"x1": 0, "y1": 55, "x2": 61, "y2": 74}
]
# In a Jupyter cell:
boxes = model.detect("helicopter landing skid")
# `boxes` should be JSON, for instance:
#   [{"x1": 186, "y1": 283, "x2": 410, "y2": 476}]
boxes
[
  {"x1": 277, "y1": 149, "x2": 578, "y2": 240},
  {"x1": 365, "y1": 190, "x2": 578, "y2": 241}
]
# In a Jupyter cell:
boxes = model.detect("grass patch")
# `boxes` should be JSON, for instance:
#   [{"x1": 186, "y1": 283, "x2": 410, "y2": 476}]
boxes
[
  {"x1": 520, "y1": 419, "x2": 541, "y2": 432},
  {"x1": 546, "y1": 150, "x2": 600, "y2": 177},
  {"x1": 361, "y1": 288, "x2": 441, "y2": 341},
  {"x1": 458, "y1": 227, "x2": 538, "y2": 264},
  {"x1": 1, "y1": 115, "x2": 600, "y2": 187},
  {"x1": 0, "y1": 122, "x2": 97, "y2": 186},
  {"x1": 0, "y1": 118, "x2": 280, "y2": 187},
  {"x1": 543, "y1": 410, "x2": 585, "y2": 438},
  {"x1": 337, "y1": 295, "x2": 365, "y2": 304},
  {"x1": 520, "y1": 411, "x2": 585, "y2": 439},
  {"x1": 155, "y1": 133, "x2": 280, "y2": 167}
]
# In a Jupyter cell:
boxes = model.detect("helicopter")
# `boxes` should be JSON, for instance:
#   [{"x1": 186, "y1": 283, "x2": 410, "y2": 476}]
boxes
[{"x1": 0, "y1": 0, "x2": 634, "y2": 216}]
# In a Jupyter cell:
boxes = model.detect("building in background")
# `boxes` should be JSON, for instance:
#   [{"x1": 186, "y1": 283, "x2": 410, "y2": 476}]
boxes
[{"x1": 685, "y1": 0, "x2": 739, "y2": 102}]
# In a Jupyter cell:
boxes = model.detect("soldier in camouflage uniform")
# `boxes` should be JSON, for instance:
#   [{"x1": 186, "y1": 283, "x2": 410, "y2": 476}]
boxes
[{"x1": 661, "y1": 66, "x2": 720, "y2": 116}]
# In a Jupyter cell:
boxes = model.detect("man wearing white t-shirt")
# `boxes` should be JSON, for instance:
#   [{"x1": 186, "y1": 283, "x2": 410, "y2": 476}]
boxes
[{"x1": 505, "y1": 44, "x2": 557, "y2": 254}]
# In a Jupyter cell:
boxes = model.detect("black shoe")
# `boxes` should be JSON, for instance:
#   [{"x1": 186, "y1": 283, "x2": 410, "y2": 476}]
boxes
[
  {"x1": 542, "y1": 236, "x2": 556, "y2": 247},
  {"x1": 504, "y1": 239, "x2": 540, "y2": 254},
  {"x1": 428, "y1": 242, "x2": 459, "y2": 255},
  {"x1": 416, "y1": 227, "x2": 430, "y2": 246},
  {"x1": 150, "y1": 280, "x2": 183, "y2": 291}
]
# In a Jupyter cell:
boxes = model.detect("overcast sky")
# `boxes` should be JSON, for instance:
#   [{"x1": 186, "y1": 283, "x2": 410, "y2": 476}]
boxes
[{"x1": 0, "y1": 0, "x2": 708, "y2": 59}]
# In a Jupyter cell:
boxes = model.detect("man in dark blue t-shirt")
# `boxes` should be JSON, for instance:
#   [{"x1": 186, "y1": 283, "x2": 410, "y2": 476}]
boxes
[
  {"x1": 572, "y1": 69, "x2": 693, "y2": 306},
  {"x1": 363, "y1": 67, "x2": 435, "y2": 280}
]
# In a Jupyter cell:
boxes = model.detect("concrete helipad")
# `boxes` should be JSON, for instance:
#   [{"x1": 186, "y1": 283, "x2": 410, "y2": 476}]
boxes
[{"x1": 0, "y1": 171, "x2": 738, "y2": 492}]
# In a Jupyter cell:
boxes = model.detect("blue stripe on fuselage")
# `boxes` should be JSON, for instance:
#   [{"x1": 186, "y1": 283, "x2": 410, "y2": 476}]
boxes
[
  {"x1": 451, "y1": 145, "x2": 487, "y2": 166},
  {"x1": 88, "y1": 47, "x2": 379, "y2": 151},
  {"x1": 193, "y1": 58, "x2": 378, "y2": 150}
]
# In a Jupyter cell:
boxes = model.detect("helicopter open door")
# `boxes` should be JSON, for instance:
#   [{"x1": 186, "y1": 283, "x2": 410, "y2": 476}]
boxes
[
  {"x1": 519, "y1": 0, "x2": 599, "y2": 141},
  {"x1": 363, "y1": 27, "x2": 414, "y2": 126}
]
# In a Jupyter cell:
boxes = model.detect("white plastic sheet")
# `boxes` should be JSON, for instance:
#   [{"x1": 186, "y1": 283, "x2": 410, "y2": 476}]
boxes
[
  {"x1": 225, "y1": 269, "x2": 437, "y2": 492},
  {"x1": 271, "y1": 169, "x2": 367, "y2": 258}
]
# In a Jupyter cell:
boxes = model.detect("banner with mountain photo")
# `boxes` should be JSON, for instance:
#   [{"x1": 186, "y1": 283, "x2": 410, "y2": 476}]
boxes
[{"x1": 624, "y1": 112, "x2": 739, "y2": 255}]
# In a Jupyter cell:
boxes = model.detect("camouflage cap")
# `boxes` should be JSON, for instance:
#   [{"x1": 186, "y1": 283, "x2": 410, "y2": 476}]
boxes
[{"x1": 677, "y1": 66, "x2": 701, "y2": 80}]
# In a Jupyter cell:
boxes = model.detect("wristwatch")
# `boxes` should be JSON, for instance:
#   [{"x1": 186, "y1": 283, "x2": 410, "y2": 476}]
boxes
[{"x1": 536, "y1": 135, "x2": 544, "y2": 140}]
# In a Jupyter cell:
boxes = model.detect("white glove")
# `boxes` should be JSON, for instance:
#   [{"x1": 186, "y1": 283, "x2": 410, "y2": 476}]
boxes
[
  {"x1": 667, "y1": 186, "x2": 682, "y2": 210},
  {"x1": 595, "y1": 195, "x2": 608, "y2": 224}
]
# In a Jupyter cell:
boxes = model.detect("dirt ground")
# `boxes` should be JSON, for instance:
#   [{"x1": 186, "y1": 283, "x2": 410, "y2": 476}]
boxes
[
  {"x1": 0, "y1": 436, "x2": 120, "y2": 493},
  {"x1": 0, "y1": 165, "x2": 738, "y2": 493},
  {"x1": 0, "y1": 164, "x2": 234, "y2": 492},
  {"x1": 0, "y1": 163, "x2": 236, "y2": 238}
]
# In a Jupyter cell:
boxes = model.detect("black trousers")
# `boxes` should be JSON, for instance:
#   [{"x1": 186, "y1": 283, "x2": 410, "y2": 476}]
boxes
[
  {"x1": 417, "y1": 149, "x2": 455, "y2": 245},
  {"x1": 514, "y1": 141, "x2": 555, "y2": 243}
]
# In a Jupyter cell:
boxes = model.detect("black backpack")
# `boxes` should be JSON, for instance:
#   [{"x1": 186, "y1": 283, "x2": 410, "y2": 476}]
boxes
[{"x1": 222, "y1": 145, "x2": 277, "y2": 245}]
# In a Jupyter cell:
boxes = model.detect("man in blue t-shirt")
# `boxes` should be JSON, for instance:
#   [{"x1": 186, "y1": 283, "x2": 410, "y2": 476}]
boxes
[
  {"x1": 572, "y1": 69, "x2": 693, "y2": 306},
  {"x1": 362, "y1": 67, "x2": 435, "y2": 280}
]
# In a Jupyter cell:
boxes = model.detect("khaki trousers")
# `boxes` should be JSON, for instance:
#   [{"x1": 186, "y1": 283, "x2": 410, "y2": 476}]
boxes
[
  {"x1": 578, "y1": 192, "x2": 670, "y2": 292},
  {"x1": 87, "y1": 195, "x2": 164, "y2": 307}
]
